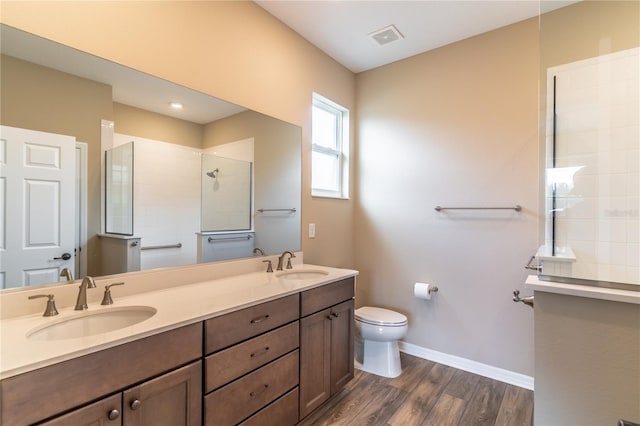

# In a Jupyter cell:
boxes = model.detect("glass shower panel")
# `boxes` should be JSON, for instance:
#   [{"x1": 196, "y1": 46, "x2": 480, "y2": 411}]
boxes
[
  {"x1": 539, "y1": 2, "x2": 639, "y2": 286},
  {"x1": 201, "y1": 154, "x2": 252, "y2": 232},
  {"x1": 105, "y1": 142, "x2": 134, "y2": 235}
]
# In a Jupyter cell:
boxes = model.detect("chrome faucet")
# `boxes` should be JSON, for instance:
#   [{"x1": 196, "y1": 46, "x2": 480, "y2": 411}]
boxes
[
  {"x1": 276, "y1": 251, "x2": 296, "y2": 271},
  {"x1": 74, "y1": 276, "x2": 96, "y2": 310},
  {"x1": 60, "y1": 267, "x2": 74, "y2": 282}
]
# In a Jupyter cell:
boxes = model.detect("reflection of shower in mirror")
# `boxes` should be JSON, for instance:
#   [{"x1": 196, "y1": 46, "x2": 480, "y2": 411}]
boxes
[{"x1": 206, "y1": 168, "x2": 219, "y2": 178}]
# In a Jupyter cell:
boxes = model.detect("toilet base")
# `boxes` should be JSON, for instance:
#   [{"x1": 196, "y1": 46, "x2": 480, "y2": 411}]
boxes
[{"x1": 354, "y1": 336, "x2": 402, "y2": 378}]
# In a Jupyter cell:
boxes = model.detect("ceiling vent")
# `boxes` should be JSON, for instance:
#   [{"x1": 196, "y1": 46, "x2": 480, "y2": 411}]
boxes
[{"x1": 369, "y1": 24, "x2": 404, "y2": 46}]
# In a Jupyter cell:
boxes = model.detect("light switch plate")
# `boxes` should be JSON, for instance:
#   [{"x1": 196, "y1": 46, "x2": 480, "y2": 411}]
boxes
[{"x1": 309, "y1": 223, "x2": 316, "y2": 239}]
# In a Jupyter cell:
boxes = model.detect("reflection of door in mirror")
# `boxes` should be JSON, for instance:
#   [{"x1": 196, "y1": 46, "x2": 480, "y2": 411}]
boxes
[
  {"x1": 105, "y1": 141, "x2": 133, "y2": 235},
  {"x1": 540, "y1": 47, "x2": 640, "y2": 285},
  {"x1": 0, "y1": 126, "x2": 77, "y2": 288}
]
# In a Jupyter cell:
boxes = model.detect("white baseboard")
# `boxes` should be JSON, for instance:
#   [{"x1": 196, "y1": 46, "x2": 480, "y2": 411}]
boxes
[{"x1": 399, "y1": 341, "x2": 534, "y2": 390}]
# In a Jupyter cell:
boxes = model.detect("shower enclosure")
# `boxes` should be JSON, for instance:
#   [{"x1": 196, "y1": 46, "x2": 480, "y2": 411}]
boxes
[{"x1": 538, "y1": 27, "x2": 639, "y2": 288}]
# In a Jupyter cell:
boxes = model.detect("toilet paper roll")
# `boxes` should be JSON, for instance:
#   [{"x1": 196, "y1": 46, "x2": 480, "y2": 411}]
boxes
[{"x1": 414, "y1": 282, "x2": 435, "y2": 300}]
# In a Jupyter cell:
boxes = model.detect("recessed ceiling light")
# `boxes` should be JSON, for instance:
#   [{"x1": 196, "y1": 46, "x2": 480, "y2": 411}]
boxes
[
  {"x1": 369, "y1": 24, "x2": 404, "y2": 46},
  {"x1": 169, "y1": 102, "x2": 183, "y2": 109}
]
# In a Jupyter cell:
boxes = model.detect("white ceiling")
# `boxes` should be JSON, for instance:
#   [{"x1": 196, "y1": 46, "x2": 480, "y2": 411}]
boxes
[{"x1": 256, "y1": 0, "x2": 578, "y2": 73}]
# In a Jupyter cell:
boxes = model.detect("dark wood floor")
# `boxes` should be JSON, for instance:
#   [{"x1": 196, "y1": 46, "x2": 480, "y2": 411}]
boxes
[{"x1": 299, "y1": 352, "x2": 533, "y2": 426}]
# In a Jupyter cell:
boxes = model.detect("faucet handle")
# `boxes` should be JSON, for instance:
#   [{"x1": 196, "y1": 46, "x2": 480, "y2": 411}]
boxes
[
  {"x1": 262, "y1": 260, "x2": 273, "y2": 273},
  {"x1": 101, "y1": 282, "x2": 125, "y2": 305},
  {"x1": 28, "y1": 294, "x2": 59, "y2": 317}
]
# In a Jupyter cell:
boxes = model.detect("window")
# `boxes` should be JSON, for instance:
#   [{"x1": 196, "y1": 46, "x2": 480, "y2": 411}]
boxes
[{"x1": 311, "y1": 93, "x2": 349, "y2": 198}]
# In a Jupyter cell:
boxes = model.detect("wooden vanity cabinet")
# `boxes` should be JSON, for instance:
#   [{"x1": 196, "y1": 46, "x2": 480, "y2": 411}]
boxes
[
  {"x1": 299, "y1": 278, "x2": 355, "y2": 419},
  {"x1": 203, "y1": 294, "x2": 300, "y2": 426},
  {"x1": 39, "y1": 361, "x2": 202, "y2": 426},
  {"x1": 1, "y1": 323, "x2": 202, "y2": 426},
  {"x1": 122, "y1": 361, "x2": 201, "y2": 426},
  {"x1": 2, "y1": 276, "x2": 357, "y2": 426}
]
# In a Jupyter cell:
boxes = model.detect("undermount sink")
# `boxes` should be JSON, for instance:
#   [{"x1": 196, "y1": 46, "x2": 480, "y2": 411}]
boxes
[
  {"x1": 276, "y1": 269, "x2": 329, "y2": 280},
  {"x1": 27, "y1": 306, "x2": 157, "y2": 341}
]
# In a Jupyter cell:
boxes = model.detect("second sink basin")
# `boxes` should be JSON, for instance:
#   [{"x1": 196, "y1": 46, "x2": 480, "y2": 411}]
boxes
[
  {"x1": 27, "y1": 306, "x2": 157, "y2": 341},
  {"x1": 276, "y1": 269, "x2": 329, "y2": 280}
]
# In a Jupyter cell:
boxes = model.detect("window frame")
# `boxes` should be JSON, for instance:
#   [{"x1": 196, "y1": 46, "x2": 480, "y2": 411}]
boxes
[{"x1": 311, "y1": 93, "x2": 349, "y2": 199}]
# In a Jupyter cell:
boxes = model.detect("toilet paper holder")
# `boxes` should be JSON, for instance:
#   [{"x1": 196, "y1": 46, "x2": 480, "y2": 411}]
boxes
[{"x1": 414, "y1": 282, "x2": 439, "y2": 300}]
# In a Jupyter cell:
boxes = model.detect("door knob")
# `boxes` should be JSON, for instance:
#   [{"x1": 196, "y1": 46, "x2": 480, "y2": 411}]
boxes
[
  {"x1": 130, "y1": 399, "x2": 141, "y2": 410},
  {"x1": 53, "y1": 252, "x2": 72, "y2": 261}
]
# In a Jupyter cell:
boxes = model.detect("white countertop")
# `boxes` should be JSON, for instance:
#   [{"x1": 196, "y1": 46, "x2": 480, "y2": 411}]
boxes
[
  {"x1": 0, "y1": 264, "x2": 357, "y2": 379},
  {"x1": 525, "y1": 275, "x2": 640, "y2": 305}
]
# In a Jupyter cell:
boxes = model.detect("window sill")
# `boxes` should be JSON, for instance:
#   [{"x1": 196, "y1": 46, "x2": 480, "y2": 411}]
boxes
[{"x1": 312, "y1": 193, "x2": 350, "y2": 201}]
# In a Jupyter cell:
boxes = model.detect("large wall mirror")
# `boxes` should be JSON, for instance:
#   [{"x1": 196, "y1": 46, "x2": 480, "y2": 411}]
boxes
[
  {"x1": 537, "y1": 1, "x2": 639, "y2": 287},
  {"x1": 0, "y1": 24, "x2": 301, "y2": 290}
]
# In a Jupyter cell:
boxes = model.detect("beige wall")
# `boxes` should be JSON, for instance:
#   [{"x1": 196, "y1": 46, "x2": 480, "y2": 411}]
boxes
[
  {"x1": 0, "y1": 54, "x2": 112, "y2": 274},
  {"x1": 0, "y1": 1, "x2": 356, "y2": 268},
  {"x1": 113, "y1": 103, "x2": 203, "y2": 149},
  {"x1": 534, "y1": 292, "x2": 640, "y2": 425},
  {"x1": 355, "y1": 18, "x2": 540, "y2": 376}
]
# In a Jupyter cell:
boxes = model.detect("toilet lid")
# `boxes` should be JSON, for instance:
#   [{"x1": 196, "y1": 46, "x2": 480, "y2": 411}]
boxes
[{"x1": 355, "y1": 306, "x2": 408, "y2": 326}]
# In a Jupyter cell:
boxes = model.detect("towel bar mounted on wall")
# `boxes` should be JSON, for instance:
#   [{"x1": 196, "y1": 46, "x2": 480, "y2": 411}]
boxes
[
  {"x1": 208, "y1": 235, "x2": 253, "y2": 243},
  {"x1": 435, "y1": 205, "x2": 522, "y2": 212},
  {"x1": 140, "y1": 243, "x2": 182, "y2": 251},
  {"x1": 257, "y1": 208, "x2": 297, "y2": 213}
]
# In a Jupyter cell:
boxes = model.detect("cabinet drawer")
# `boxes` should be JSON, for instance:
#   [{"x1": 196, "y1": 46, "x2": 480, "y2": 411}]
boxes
[
  {"x1": 1, "y1": 322, "x2": 202, "y2": 426},
  {"x1": 301, "y1": 277, "x2": 354, "y2": 317},
  {"x1": 205, "y1": 350, "x2": 299, "y2": 426},
  {"x1": 205, "y1": 294, "x2": 299, "y2": 353},
  {"x1": 206, "y1": 321, "x2": 299, "y2": 392},
  {"x1": 238, "y1": 387, "x2": 299, "y2": 426}
]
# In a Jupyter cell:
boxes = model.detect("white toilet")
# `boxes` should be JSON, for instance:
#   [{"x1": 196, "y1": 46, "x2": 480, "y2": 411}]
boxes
[{"x1": 354, "y1": 306, "x2": 408, "y2": 378}]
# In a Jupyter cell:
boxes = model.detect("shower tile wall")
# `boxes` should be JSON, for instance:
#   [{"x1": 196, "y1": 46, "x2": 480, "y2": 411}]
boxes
[
  {"x1": 114, "y1": 134, "x2": 200, "y2": 270},
  {"x1": 546, "y1": 48, "x2": 640, "y2": 284}
]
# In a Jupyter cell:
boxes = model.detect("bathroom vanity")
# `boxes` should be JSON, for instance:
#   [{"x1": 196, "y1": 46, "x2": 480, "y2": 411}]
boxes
[{"x1": 0, "y1": 257, "x2": 357, "y2": 426}]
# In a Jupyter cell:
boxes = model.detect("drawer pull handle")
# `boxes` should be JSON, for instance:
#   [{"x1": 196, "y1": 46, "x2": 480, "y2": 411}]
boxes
[
  {"x1": 107, "y1": 409, "x2": 120, "y2": 421},
  {"x1": 249, "y1": 383, "x2": 269, "y2": 398},
  {"x1": 250, "y1": 314, "x2": 270, "y2": 324},
  {"x1": 130, "y1": 399, "x2": 142, "y2": 410},
  {"x1": 250, "y1": 346, "x2": 270, "y2": 358}
]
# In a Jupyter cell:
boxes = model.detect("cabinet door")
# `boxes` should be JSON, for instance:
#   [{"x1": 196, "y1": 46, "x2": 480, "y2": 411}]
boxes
[
  {"x1": 123, "y1": 361, "x2": 201, "y2": 426},
  {"x1": 330, "y1": 299, "x2": 354, "y2": 394},
  {"x1": 40, "y1": 393, "x2": 122, "y2": 426},
  {"x1": 299, "y1": 307, "x2": 332, "y2": 419}
]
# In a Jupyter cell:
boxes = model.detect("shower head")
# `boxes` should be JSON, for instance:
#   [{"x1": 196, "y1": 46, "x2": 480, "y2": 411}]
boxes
[{"x1": 206, "y1": 169, "x2": 219, "y2": 178}]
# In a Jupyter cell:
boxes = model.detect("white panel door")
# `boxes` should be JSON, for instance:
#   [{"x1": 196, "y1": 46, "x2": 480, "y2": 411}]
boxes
[{"x1": 0, "y1": 126, "x2": 76, "y2": 288}]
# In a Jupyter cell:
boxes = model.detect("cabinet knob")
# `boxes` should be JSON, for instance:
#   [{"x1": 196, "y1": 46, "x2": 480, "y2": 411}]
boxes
[
  {"x1": 107, "y1": 409, "x2": 120, "y2": 420},
  {"x1": 327, "y1": 312, "x2": 339, "y2": 320},
  {"x1": 130, "y1": 399, "x2": 142, "y2": 410}
]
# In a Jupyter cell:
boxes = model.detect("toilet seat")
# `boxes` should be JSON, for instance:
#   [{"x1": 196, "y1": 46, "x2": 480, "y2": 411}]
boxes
[{"x1": 355, "y1": 306, "x2": 407, "y2": 327}]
